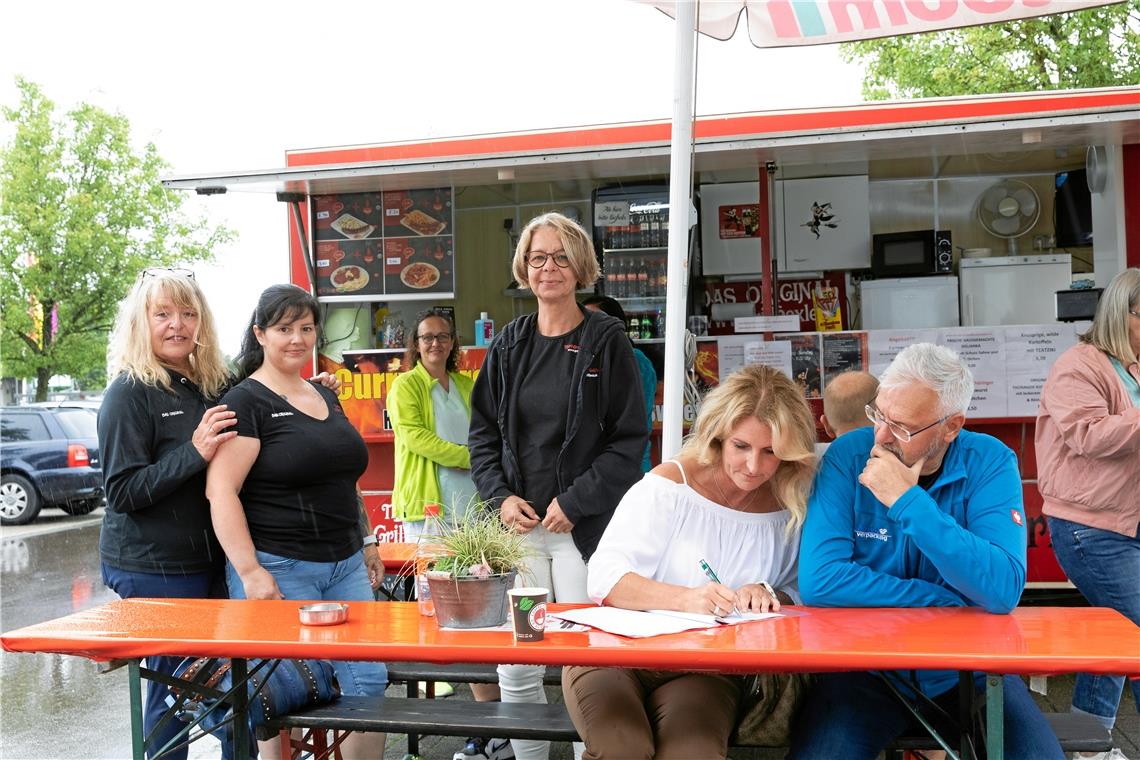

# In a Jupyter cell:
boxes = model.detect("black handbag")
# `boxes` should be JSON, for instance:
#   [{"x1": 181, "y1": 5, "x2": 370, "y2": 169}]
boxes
[{"x1": 731, "y1": 672, "x2": 812, "y2": 747}]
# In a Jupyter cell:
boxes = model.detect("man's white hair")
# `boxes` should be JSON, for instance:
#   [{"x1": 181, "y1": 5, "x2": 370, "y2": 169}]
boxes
[{"x1": 879, "y1": 343, "x2": 974, "y2": 416}]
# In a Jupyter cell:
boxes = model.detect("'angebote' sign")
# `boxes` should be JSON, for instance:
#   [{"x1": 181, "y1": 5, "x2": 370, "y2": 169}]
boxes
[{"x1": 648, "y1": 0, "x2": 1120, "y2": 47}]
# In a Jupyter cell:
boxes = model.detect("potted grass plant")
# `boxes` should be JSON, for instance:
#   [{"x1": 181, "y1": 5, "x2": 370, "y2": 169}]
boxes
[{"x1": 422, "y1": 505, "x2": 530, "y2": 628}]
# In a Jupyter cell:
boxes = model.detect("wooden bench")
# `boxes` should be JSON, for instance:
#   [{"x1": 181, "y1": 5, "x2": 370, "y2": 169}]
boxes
[
  {"x1": 385, "y1": 662, "x2": 561, "y2": 754},
  {"x1": 268, "y1": 695, "x2": 1111, "y2": 759}
]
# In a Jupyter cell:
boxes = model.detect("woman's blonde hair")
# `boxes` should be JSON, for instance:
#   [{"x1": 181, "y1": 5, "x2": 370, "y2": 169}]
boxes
[
  {"x1": 1080, "y1": 267, "x2": 1140, "y2": 364},
  {"x1": 680, "y1": 364, "x2": 817, "y2": 534},
  {"x1": 107, "y1": 270, "x2": 229, "y2": 398},
  {"x1": 511, "y1": 212, "x2": 600, "y2": 291}
]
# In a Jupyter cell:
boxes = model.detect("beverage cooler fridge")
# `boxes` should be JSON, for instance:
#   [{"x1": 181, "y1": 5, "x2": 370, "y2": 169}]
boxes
[{"x1": 591, "y1": 184, "x2": 674, "y2": 346}]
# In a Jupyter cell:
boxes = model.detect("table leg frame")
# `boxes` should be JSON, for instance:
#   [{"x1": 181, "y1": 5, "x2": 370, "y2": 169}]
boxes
[
  {"x1": 986, "y1": 674, "x2": 1004, "y2": 760},
  {"x1": 125, "y1": 656, "x2": 258, "y2": 760}
]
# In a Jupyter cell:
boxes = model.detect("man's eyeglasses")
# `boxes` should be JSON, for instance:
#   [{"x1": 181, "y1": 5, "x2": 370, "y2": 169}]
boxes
[
  {"x1": 864, "y1": 404, "x2": 950, "y2": 443},
  {"x1": 417, "y1": 333, "x2": 453, "y2": 345},
  {"x1": 141, "y1": 267, "x2": 195, "y2": 280},
  {"x1": 526, "y1": 251, "x2": 572, "y2": 269}
]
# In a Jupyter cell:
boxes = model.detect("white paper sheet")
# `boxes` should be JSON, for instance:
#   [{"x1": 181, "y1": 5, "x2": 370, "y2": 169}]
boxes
[{"x1": 549, "y1": 607, "x2": 782, "y2": 639}]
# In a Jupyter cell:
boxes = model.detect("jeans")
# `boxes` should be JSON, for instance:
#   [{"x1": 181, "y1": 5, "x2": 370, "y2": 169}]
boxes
[
  {"x1": 787, "y1": 671, "x2": 1063, "y2": 760},
  {"x1": 101, "y1": 562, "x2": 230, "y2": 760},
  {"x1": 1047, "y1": 515, "x2": 1140, "y2": 730},
  {"x1": 225, "y1": 550, "x2": 388, "y2": 697},
  {"x1": 498, "y1": 526, "x2": 589, "y2": 760}
]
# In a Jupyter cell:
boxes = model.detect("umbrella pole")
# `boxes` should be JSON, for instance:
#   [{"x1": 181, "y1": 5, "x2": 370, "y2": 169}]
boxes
[{"x1": 662, "y1": 0, "x2": 698, "y2": 459}]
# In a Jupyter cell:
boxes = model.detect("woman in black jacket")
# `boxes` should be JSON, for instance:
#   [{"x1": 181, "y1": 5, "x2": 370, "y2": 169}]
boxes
[
  {"x1": 98, "y1": 268, "x2": 238, "y2": 760},
  {"x1": 469, "y1": 212, "x2": 648, "y2": 760}
]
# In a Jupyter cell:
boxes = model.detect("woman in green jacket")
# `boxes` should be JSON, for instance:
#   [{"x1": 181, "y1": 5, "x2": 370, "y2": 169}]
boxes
[
  {"x1": 388, "y1": 309, "x2": 478, "y2": 541},
  {"x1": 389, "y1": 309, "x2": 510, "y2": 758}
]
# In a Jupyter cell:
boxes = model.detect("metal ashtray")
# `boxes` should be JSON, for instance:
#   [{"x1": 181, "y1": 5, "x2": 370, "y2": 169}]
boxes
[{"x1": 299, "y1": 603, "x2": 349, "y2": 626}]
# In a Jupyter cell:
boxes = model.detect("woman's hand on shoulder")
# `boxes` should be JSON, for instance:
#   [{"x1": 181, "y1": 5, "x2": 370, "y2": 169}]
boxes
[
  {"x1": 735, "y1": 583, "x2": 781, "y2": 613},
  {"x1": 192, "y1": 405, "x2": 238, "y2": 463},
  {"x1": 310, "y1": 372, "x2": 342, "y2": 393},
  {"x1": 686, "y1": 581, "x2": 738, "y2": 617}
]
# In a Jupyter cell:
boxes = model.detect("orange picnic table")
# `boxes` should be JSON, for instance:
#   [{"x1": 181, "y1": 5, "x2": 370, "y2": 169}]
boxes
[{"x1": 3, "y1": 600, "x2": 1137, "y2": 760}]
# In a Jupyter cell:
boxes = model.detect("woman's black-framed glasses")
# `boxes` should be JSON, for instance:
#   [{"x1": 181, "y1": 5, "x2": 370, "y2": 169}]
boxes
[
  {"x1": 417, "y1": 332, "x2": 453, "y2": 345},
  {"x1": 864, "y1": 404, "x2": 949, "y2": 443},
  {"x1": 141, "y1": 267, "x2": 195, "y2": 280},
  {"x1": 526, "y1": 251, "x2": 572, "y2": 269}
]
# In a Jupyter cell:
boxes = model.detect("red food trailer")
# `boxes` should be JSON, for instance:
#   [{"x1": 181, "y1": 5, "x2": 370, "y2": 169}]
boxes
[{"x1": 165, "y1": 85, "x2": 1140, "y2": 588}]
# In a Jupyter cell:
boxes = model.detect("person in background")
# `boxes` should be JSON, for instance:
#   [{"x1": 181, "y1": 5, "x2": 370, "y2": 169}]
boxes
[
  {"x1": 791, "y1": 342, "x2": 1062, "y2": 760},
  {"x1": 1036, "y1": 267, "x2": 1139, "y2": 756},
  {"x1": 582, "y1": 294, "x2": 657, "y2": 472},
  {"x1": 206, "y1": 284, "x2": 386, "y2": 760},
  {"x1": 469, "y1": 212, "x2": 648, "y2": 760},
  {"x1": 98, "y1": 268, "x2": 236, "y2": 760},
  {"x1": 563, "y1": 365, "x2": 816, "y2": 758},
  {"x1": 387, "y1": 308, "x2": 511, "y2": 760},
  {"x1": 820, "y1": 370, "x2": 879, "y2": 439},
  {"x1": 389, "y1": 308, "x2": 478, "y2": 540}
]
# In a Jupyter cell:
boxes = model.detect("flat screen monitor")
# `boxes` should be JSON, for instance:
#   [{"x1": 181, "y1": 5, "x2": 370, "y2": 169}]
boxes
[{"x1": 1054, "y1": 168, "x2": 1092, "y2": 248}]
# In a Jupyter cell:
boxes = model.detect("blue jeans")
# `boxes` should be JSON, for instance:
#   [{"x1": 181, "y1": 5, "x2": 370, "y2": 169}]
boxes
[
  {"x1": 787, "y1": 671, "x2": 1063, "y2": 760},
  {"x1": 101, "y1": 562, "x2": 231, "y2": 760},
  {"x1": 225, "y1": 550, "x2": 388, "y2": 697},
  {"x1": 1048, "y1": 515, "x2": 1140, "y2": 730}
]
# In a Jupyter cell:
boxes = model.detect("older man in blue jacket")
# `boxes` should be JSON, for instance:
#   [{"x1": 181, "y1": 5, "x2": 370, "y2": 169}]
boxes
[{"x1": 790, "y1": 343, "x2": 1062, "y2": 760}]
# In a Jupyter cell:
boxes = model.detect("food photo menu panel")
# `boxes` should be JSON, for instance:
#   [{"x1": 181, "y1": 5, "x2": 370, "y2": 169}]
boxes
[
  {"x1": 383, "y1": 237, "x2": 454, "y2": 296},
  {"x1": 312, "y1": 188, "x2": 454, "y2": 299}
]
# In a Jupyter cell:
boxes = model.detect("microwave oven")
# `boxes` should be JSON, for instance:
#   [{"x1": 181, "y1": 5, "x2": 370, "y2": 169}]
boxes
[{"x1": 871, "y1": 229, "x2": 952, "y2": 277}]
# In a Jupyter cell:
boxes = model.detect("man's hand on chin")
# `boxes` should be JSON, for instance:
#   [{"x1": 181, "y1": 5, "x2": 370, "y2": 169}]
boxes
[{"x1": 858, "y1": 445, "x2": 925, "y2": 508}]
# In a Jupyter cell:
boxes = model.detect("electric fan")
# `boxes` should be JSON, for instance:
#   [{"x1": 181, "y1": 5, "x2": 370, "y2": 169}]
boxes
[{"x1": 976, "y1": 180, "x2": 1040, "y2": 255}]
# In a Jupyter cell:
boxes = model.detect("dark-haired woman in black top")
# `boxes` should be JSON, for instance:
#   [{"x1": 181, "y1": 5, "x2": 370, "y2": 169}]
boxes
[{"x1": 206, "y1": 284, "x2": 386, "y2": 760}]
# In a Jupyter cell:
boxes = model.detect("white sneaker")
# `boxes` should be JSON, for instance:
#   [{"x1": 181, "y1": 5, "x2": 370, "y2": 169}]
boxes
[
  {"x1": 455, "y1": 736, "x2": 515, "y2": 760},
  {"x1": 1072, "y1": 749, "x2": 1130, "y2": 760}
]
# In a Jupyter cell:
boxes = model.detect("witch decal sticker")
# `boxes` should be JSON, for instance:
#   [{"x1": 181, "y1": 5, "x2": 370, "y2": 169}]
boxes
[{"x1": 801, "y1": 201, "x2": 839, "y2": 239}]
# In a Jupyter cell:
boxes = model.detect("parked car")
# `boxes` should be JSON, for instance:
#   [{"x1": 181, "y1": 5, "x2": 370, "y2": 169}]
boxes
[{"x1": 0, "y1": 405, "x2": 103, "y2": 525}]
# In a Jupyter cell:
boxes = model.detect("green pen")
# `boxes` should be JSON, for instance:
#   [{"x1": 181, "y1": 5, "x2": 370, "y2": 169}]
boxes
[
  {"x1": 699, "y1": 558, "x2": 737, "y2": 616},
  {"x1": 699, "y1": 558, "x2": 722, "y2": 584}
]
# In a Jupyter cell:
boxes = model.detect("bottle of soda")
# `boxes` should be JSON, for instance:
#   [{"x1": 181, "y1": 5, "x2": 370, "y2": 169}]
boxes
[
  {"x1": 640, "y1": 313, "x2": 653, "y2": 340},
  {"x1": 611, "y1": 257, "x2": 626, "y2": 299},
  {"x1": 628, "y1": 315, "x2": 641, "y2": 342},
  {"x1": 415, "y1": 504, "x2": 443, "y2": 617}
]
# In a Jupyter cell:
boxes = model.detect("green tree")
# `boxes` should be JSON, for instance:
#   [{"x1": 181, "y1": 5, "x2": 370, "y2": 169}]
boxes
[
  {"x1": 840, "y1": 1, "x2": 1140, "y2": 100},
  {"x1": 0, "y1": 78, "x2": 232, "y2": 400}
]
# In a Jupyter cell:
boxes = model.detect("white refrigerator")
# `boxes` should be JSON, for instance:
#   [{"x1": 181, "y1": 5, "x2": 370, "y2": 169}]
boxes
[
  {"x1": 958, "y1": 254, "x2": 1072, "y2": 326},
  {"x1": 860, "y1": 276, "x2": 960, "y2": 330}
]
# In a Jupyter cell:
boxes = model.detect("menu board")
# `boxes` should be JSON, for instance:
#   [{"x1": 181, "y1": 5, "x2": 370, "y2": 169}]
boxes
[
  {"x1": 1003, "y1": 323, "x2": 1086, "y2": 416},
  {"x1": 719, "y1": 323, "x2": 1084, "y2": 416},
  {"x1": 821, "y1": 332, "x2": 869, "y2": 383},
  {"x1": 312, "y1": 188, "x2": 454, "y2": 300},
  {"x1": 941, "y1": 329, "x2": 1006, "y2": 417}
]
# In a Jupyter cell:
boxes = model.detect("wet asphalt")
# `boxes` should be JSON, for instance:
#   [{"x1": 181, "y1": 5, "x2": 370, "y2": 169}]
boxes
[{"x1": 0, "y1": 511, "x2": 1135, "y2": 759}]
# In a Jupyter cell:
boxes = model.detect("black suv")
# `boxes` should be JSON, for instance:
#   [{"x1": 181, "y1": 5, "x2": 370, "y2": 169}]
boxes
[{"x1": 0, "y1": 405, "x2": 103, "y2": 525}]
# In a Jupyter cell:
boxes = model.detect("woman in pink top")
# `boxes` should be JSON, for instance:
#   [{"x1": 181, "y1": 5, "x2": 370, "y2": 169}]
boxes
[{"x1": 1036, "y1": 267, "x2": 1140, "y2": 741}]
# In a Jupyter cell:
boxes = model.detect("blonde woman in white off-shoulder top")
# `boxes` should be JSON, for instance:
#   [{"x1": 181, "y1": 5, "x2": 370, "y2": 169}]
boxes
[{"x1": 562, "y1": 365, "x2": 818, "y2": 760}]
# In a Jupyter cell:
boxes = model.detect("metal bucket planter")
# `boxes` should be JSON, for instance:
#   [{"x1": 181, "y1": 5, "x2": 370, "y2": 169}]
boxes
[{"x1": 427, "y1": 571, "x2": 516, "y2": 628}]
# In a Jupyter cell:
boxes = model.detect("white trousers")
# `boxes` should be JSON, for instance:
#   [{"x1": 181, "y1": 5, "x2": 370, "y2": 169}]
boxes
[{"x1": 498, "y1": 525, "x2": 589, "y2": 760}]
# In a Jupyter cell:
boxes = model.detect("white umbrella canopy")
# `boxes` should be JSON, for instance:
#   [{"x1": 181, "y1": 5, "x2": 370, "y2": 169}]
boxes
[{"x1": 644, "y1": 0, "x2": 1122, "y2": 458}]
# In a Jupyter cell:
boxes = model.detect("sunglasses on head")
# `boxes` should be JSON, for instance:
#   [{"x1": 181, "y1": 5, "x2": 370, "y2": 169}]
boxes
[{"x1": 141, "y1": 267, "x2": 195, "y2": 280}]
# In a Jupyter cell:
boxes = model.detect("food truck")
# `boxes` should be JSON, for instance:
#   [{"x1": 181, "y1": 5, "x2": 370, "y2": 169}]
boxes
[{"x1": 165, "y1": 85, "x2": 1140, "y2": 587}]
